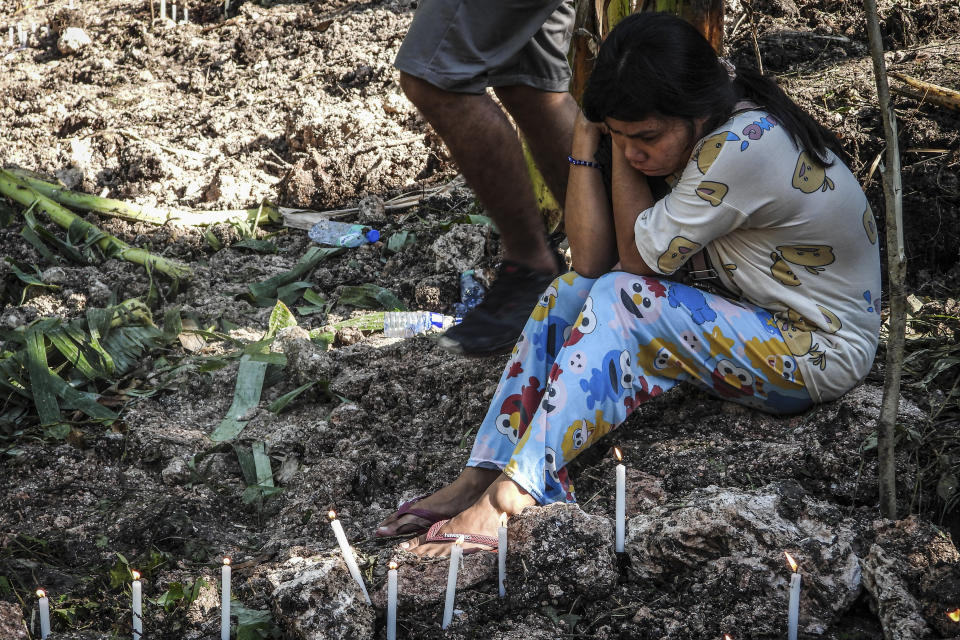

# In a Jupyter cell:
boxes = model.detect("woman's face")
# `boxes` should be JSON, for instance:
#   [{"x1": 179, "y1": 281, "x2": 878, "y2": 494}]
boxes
[{"x1": 604, "y1": 115, "x2": 705, "y2": 176}]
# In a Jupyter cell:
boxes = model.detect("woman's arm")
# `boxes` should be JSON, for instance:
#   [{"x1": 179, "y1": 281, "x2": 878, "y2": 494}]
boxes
[
  {"x1": 610, "y1": 143, "x2": 656, "y2": 276},
  {"x1": 564, "y1": 113, "x2": 618, "y2": 278}
]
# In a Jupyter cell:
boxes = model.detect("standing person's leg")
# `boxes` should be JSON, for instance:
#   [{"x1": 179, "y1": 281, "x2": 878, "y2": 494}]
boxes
[
  {"x1": 495, "y1": 85, "x2": 578, "y2": 210},
  {"x1": 395, "y1": 0, "x2": 576, "y2": 356},
  {"x1": 399, "y1": 75, "x2": 559, "y2": 277},
  {"x1": 404, "y1": 273, "x2": 813, "y2": 554},
  {"x1": 376, "y1": 273, "x2": 592, "y2": 536}
]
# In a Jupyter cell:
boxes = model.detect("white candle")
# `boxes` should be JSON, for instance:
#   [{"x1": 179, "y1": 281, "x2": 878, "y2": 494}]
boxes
[
  {"x1": 8, "y1": 27, "x2": 13, "y2": 48},
  {"x1": 497, "y1": 513, "x2": 507, "y2": 598},
  {"x1": 614, "y1": 447, "x2": 625, "y2": 553},
  {"x1": 183, "y1": 6, "x2": 189, "y2": 23},
  {"x1": 160, "y1": 0, "x2": 166, "y2": 21},
  {"x1": 221, "y1": 558, "x2": 231, "y2": 640},
  {"x1": 785, "y1": 552, "x2": 801, "y2": 640},
  {"x1": 36, "y1": 590, "x2": 51, "y2": 639},
  {"x1": 386, "y1": 561, "x2": 398, "y2": 640},
  {"x1": 18, "y1": 23, "x2": 25, "y2": 47},
  {"x1": 171, "y1": 3, "x2": 177, "y2": 22},
  {"x1": 328, "y1": 511, "x2": 371, "y2": 604},
  {"x1": 131, "y1": 570, "x2": 143, "y2": 640},
  {"x1": 441, "y1": 536, "x2": 464, "y2": 630}
]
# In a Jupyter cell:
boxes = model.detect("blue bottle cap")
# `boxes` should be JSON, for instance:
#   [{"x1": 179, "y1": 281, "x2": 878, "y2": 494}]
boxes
[{"x1": 365, "y1": 229, "x2": 380, "y2": 243}]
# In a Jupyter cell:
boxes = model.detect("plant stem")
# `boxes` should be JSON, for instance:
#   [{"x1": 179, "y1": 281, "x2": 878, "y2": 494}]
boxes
[
  {"x1": 863, "y1": 0, "x2": 906, "y2": 520},
  {"x1": 0, "y1": 169, "x2": 193, "y2": 282},
  {"x1": 4, "y1": 168, "x2": 279, "y2": 227}
]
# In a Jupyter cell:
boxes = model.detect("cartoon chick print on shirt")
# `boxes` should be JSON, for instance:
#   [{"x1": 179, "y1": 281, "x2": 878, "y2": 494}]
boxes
[{"x1": 792, "y1": 151, "x2": 835, "y2": 193}]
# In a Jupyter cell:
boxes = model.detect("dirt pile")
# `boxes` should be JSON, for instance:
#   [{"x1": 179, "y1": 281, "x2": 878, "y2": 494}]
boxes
[{"x1": 1, "y1": 0, "x2": 959, "y2": 638}]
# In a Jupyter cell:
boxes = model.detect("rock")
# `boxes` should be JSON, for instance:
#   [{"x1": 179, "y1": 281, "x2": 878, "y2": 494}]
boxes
[
  {"x1": 371, "y1": 550, "x2": 497, "y2": 611},
  {"x1": 861, "y1": 516, "x2": 960, "y2": 638},
  {"x1": 41, "y1": 266, "x2": 68, "y2": 285},
  {"x1": 356, "y1": 194, "x2": 386, "y2": 224},
  {"x1": 0, "y1": 601, "x2": 28, "y2": 640},
  {"x1": 625, "y1": 483, "x2": 862, "y2": 637},
  {"x1": 505, "y1": 503, "x2": 617, "y2": 608},
  {"x1": 861, "y1": 544, "x2": 932, "y2": 640},
  {"x1": 57, "y1": 27, "x2": 91, "y2": 55},
  {"x1": 266, "y1": 554, "x2": 374, "y2": 639},
  {"x1": 430, "y1": 226, "x2": 487, "y2": 274},
  {"x1": 161, "y1": 457, "x2": 190, "y2": 486},
  {"x1": 204, "y1": 171, "x2": 253, "y2": 207}
]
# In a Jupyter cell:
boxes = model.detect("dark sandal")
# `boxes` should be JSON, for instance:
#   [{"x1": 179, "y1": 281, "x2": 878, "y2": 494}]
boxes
[
  {"x1": 424, "y1": 519, "x2": 498, "y2": 555},
  {"x1": 375, "y1": 495, "x2": 447, "y2": 538}
]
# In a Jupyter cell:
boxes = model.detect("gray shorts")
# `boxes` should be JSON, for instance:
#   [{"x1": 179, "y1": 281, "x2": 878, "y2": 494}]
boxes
[{"x1": 394, "y1": 0, "x2": 575, "y2": 94}]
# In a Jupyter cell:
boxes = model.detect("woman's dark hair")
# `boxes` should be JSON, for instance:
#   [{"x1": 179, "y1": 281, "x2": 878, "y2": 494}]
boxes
[{"x1": 582, "y1": 12, "x2": 847, "y2": 164}]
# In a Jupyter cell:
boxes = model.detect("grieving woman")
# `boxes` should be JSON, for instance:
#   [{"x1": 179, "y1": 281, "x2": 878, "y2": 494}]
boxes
[{"x1": 376, "y1": 12, "x2": 880, "y2": 555}]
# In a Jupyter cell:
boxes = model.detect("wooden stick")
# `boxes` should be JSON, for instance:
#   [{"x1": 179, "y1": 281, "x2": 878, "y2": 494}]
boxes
[{"x1": 890, "y1": 72, "x2": 960, "y2": 112}]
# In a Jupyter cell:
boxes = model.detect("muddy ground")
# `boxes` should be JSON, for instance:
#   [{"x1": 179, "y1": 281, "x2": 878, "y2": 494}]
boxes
[{"x1": 1, "y1": 0, "x2": 959, "y2": 638}]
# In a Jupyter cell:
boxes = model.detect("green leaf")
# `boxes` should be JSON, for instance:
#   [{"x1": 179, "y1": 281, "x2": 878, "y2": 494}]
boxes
[
  {"x1": 937, "y1": 472, "x2": 958, "y2": 502},
  {"x1": 24, "y1": 328, "x2": 61, "y2": 426},
  {"x1": 209, "y1": 355, "x2": 268, "y2": 442},
  {"x1": 266, "y1": 300, "x2": 297, "y2": 339},
  {"x1": 43, "y1": 424, "x2": 71, "y2": 439},
  {"x1": 205, "y1": 230, "x2": 223, "y2": 251},
  {"x1": 233, "y1": 239, "x2": 278, "y2": 254},
  {"x1": 108, "y1": 553, "x2": 132, "y2": 589},
  {"x1": 252, "y1": 441, "x2": 274, "y2": 488},
  {"x1": 275, "y1": 281, "x2": 313, "y2": 306},
  {"x1": 247, "y1": 246, "x2": 340, "y2": 303},
  {"x1": 295, "y1": 289, "x2": 329, "y2": 316},
  {"x1": 339, "y1": 284, "x2": 406, "y2": 311},
  {"x1": 268, "y1": 381, "x2": 317, "y2": 414},
  {"x1": 385, "y1": 230, "x2": 415, "y2": 254},
  {"x1": 462, "y1": 213, "x2": 496, "y2": 228},
  {"x1": 234, "y1": 602, "x2": 281, "y2": 640}
]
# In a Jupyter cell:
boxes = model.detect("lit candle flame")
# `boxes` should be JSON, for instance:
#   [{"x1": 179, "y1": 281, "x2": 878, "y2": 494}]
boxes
[
  {"x1": 723, "y1": 635, "x2": 734, "y2": 640},
  {"x1": 223, "y1": 557, "x2": 231, "y2": 566},
  {"x1": 131, "y1": 570, "x2": 141, "y2": 580},
  {"x1": 328, "y1": 510, "x2": 337, "y2": 520},
  {"x1": 499, "y1": 512, "x2": 507, "y2": 527},
  {"x1": 948, "y1": 608, "x2": 960, "y2": 622},
  {"x1": 455, "y1": 535, "x2": 465, "y2": 546},
  {"x1": 388, "y1": 561, "x2": 398, "y2": 570},
  {"x1": 614, "y1": 447, "x2": 623, "y2": 462},
  {"x1": 36, "y1": 589, "x2": 45, "y2": 598},
  {"x1": 784, "y1": 551, "x2": 798, "y2": 573}
]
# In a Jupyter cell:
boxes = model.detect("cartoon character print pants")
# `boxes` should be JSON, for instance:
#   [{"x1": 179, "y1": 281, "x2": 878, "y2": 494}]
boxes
[{"x1": 466, "y1": 271, "x2": 813, "y2": 504}]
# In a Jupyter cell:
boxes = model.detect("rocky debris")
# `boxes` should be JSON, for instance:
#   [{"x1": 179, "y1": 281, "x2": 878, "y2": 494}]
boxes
[
  {"x1": 262, "y1": 552, "x2": 375, "y2": 639},
  {"x1": 505, "y1": 503, "x2": 618, "y2": 609},
  {"x1": 625, "y1": 483, "x2": 862, "y2": 638},
  {"x1": 56, "y1": 27, "x2": 91, "y2": 55},
  {"x1": 357, "y1": 194, "x2": 387, "y2": 225},
  {"x1": 430, "y1": 225, "x2": 487, "y2": 274},
  {"x1": 861, "y1": 516, "x2": 960, "y2": 639},
  {"x1": 0, "y1": 601, "x2": 28, "y2": 640}
]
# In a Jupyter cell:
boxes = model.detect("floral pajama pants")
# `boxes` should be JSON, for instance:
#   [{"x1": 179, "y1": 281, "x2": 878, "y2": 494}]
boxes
[{"x1": 466, "y1": 271, "x2": 814, "y2": 504}]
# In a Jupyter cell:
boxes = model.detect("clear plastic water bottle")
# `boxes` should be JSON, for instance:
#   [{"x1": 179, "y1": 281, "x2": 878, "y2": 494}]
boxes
[
  {"x1": 452, "y1": 269, "x2": 486, "y2": 317},
  {"x1": 383, "y1": 312, "x2": 458, "y2": 338},
  {"x1": 309, "y1": 219, "x2": 380, "y2": 247}
]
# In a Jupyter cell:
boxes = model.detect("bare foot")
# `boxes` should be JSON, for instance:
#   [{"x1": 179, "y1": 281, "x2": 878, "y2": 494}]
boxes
[
  {"x1": 376, "y1": 467, "x2": 500, "y2": 537},
  {"x1": 400, "y1": 474, "x2": 536, "y2": 556}
]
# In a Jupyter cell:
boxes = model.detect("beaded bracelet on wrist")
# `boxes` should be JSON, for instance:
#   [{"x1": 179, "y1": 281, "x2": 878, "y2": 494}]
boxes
[{"x1": 567, "y1": 155, "x2": 603, "y2": 170}]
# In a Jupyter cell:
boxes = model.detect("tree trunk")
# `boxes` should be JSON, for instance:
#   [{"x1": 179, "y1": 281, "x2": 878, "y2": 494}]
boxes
[{"x1": 638, "y1": 0, "x2": 725, "y2": 51}]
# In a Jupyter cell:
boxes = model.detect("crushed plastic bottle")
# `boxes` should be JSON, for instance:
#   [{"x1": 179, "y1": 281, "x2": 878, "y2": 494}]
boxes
[
  {"x1": 308, "y1": 219, "x2": 380, "y2": 248},
  {"x1": 452, "y1": 269, "x2": 486, "y2": 317},
  {"x1": 383, "y1": 311, "x2": 459, "y2": 338}
]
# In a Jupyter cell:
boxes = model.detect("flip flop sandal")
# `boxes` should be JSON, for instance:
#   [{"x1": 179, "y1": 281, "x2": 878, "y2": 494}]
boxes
[
  {"x1": 375, "y1": 495, "x2": 447, "y2": 538},
  {"x1": 424, "y1": 519, "x2": 498, "y2": 555}
]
